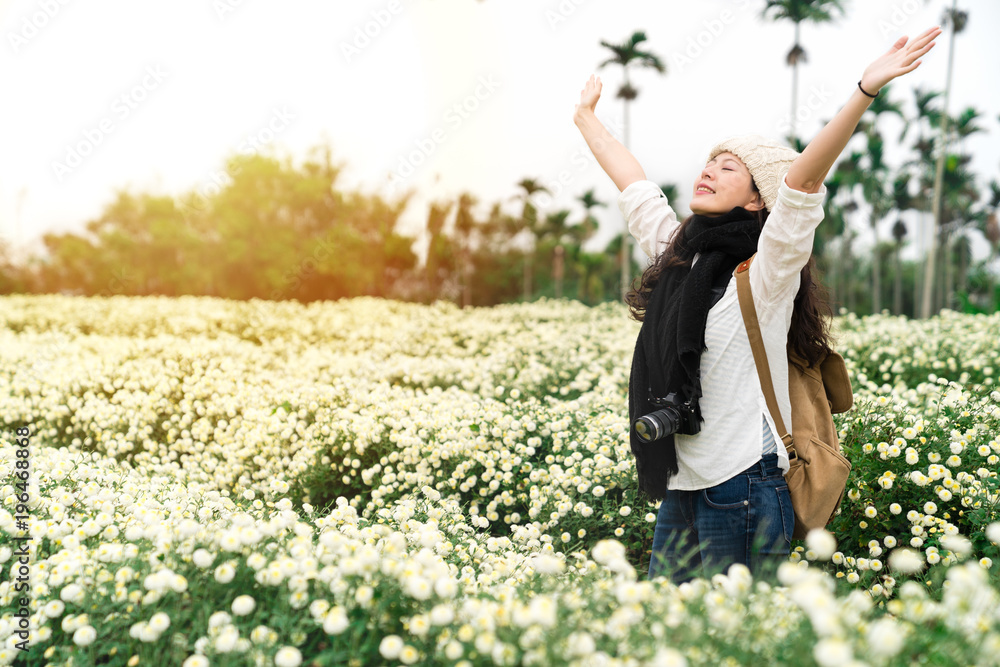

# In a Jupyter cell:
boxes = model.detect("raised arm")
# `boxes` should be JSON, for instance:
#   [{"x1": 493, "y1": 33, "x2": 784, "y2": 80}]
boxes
[
  {"x1": 784, "y1": 26, "x2": 942, "y2": 193},
  {"x1": 573, "y1": 75, "x2": 646, "y2": 192}
]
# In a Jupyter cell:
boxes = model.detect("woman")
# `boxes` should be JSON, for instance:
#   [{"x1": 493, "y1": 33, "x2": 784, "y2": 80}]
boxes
[{"x1": 573, "y1": 27, "x2": 940, "y2": 582}]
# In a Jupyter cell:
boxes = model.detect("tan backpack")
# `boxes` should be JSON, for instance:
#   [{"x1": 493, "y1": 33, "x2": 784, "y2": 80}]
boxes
[{"x1": 734, "y1": 255, "x2": 854, "y2": 540}]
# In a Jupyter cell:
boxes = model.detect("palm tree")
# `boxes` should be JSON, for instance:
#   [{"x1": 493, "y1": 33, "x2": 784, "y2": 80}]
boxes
[
  {"x1": 454, "y1": 192, "x2": 479, "y2": 307},
  {"x1": 937, "y1": 150, "x2": 982, "y2": 309},
  {"x1": 423, "y1": 199, "x2": 455, "y2": 299},
  {"x1": 983, "y1": 180, "x2": 1000, "y2": 310},
  {"x1": 598, "y1": 31, "x2": 666, "y2": 299},
  {"x1": 536, "y1": 209, "x2": 573, "y2": 297},
  {"x1": 907, "y1": 101, "x2": 983, "y2": 312},
  {"x1": 574, "y1": 189, "x2": 606, "y2": 303},
  {"x1": 828, "y1": 147, "x2": 867, "y2": 312},
  {"x1": 857, "y1": 86, "x2": 905, "y2": 313},
  {"x1": 816, "y1": 172, "x2": 849, "y2": 308},
  {"x1": 950, "y1": 107, "x2": 984, "y2": 148},
  {"x1": 921, "y1": 0, "x2": 967, "y2": 318},
  {"x1": 905, "y1": 87, "x2": 941, "y2": 310},
  {"x1": 576, "y1": 188, "x2": 605, "y2": 243},
  {"x1": 761, "y1": 0, "x2": 847, "y2": 144},
  {"x1": 891, "y1": 217, "x2": 908, "y2": 315},
  {"x1": 511, "y1": 178, "x2": 550, "y2": 300}
]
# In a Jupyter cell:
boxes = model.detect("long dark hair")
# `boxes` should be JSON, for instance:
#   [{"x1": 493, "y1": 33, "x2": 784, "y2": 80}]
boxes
[{"x1": 624, "y1": 201, "x2": 834, "y2": 369}]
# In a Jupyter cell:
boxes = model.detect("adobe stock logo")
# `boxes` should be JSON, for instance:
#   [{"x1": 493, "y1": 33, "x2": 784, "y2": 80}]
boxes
[
  {"x1": 213, "y1": 0, "x2": 250, "y2": 20},
  {"x1": 670, "y1": 0, "x2": 751, "y2": 73},
  {"x1": 7, "y1": 0, "x2": 72, "y2": 54},
  {"x1": 387, "y1": 75, "x2": 501, "y2": 194},
  {"x1": 877, "y1": 0, "x2": 924, "y2": 37},
  {"x1": 545, "y1": 0, "x2": 588, "y2": 31},
  {"x1": 776, "y1": 84, "x2": 833, "y2": 134},
  {"x1": 177, "y1": 106, "x2": 295, "y2": 224},
  {"x1": 51, "y1": 65, "x2": 168, "y2": 183},
  {"x1": 340, "y1": 0, "x2": 405, "y2": 63}
]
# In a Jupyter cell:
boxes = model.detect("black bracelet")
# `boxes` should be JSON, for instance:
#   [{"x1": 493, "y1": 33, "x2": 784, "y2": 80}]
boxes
[{"x1": 857, "y1": 80, "x2": 879, "y2": 98}]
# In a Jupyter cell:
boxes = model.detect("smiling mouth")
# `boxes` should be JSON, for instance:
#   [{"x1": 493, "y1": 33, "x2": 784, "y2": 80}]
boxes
[{"x1": 695, "y1": 186, "x2": 715, "y2": 194}]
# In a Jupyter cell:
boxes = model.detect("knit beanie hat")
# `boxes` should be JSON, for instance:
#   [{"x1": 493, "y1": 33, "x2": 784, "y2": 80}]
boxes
[{"x1": 707, "y1": 135, "x2": 800, "y2": 212}]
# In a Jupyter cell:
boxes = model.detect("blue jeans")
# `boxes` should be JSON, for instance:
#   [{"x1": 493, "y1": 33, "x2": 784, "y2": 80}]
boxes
[{"x1": 647, "y1": 453, "x2": 794, "y2": 583}]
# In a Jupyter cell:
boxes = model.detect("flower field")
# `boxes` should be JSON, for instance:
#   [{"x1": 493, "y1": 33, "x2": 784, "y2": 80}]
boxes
[{"x1": 1, "y1": 294, "x2": 1000, "y2": 667}]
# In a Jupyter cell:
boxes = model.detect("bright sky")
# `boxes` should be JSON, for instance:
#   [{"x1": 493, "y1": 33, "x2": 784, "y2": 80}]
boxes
[{"x1": 2, "y1": 0, "x2": 998, "y2": 264}]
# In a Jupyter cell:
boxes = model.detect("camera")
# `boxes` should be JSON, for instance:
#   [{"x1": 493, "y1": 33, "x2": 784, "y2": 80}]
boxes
[{"x1": 633, "y1": 392, "x2": 701, "y2": 443}]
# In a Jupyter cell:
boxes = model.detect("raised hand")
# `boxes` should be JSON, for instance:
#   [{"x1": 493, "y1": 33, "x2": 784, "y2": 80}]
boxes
[
  {"x1": 861, "y1": 26, "x2": 942, "y2": 95},
  {"x1": 575, "y1": 74, "x2": 603, "y2": 116}
]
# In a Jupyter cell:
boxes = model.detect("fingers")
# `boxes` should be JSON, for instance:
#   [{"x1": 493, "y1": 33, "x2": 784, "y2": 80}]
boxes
[
  {"x1": 906, "y1": 26, "x2": 942, "y2": 52},
  {"x1": 899, "y1": 36, "x2": 937, "y2": 68},
  {"x1": 889, "y1": 26, "x2": 940, "y2": 58},
  {"x1": 886, "y1": 25, "x2": 939, "y2": 71},
  {"x1": 911, "y1": 40, "x2": 936, "y2": 59}
]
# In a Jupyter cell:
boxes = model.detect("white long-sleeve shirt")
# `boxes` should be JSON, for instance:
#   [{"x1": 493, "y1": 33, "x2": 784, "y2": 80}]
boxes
[{"x1": 618, "y1": 175, "x2": 827, "y2": 490}]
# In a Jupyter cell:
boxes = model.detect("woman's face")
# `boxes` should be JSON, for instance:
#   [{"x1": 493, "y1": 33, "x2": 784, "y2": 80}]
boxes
[{"x1": 690, "y1": 152, "x2": 764, "y2": 216}]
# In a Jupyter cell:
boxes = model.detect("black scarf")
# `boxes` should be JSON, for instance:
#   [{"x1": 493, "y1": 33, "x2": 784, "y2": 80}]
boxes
[{"x1": 628, "y1": 207, "x2": 762, "y2": 501}]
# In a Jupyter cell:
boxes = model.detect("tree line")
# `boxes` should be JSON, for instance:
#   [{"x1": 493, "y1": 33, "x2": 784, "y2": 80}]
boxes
[
  {"x1": 1, "y1": 104, "x2": 994, "y2": 315},
  {"x1": 0, "y1": 145, "x2": 639, "y2": 307},
  {"x1": 2, "y1": 0, "x2": 997, "y2": 315}
]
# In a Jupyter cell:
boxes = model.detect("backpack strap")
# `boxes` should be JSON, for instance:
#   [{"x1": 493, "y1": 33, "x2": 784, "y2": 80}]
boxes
[{"x1": 734, "y1": 255, "x2": 796, "y2": 453}]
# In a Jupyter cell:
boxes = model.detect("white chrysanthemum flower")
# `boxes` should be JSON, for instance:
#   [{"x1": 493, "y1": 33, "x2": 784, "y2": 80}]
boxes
[
  {"x1": 60, "y1": 583, "x2": 86, "y2": 605},
  {"x1": 72, "y1": 625, "x2": 97, "y2": 647},
  {"x1": 274, "y1": 647, "x2": 302, "y2": 667},
  {"x1": 208, "y1": 611, "x2": 232, "y2": 629},
  {"x1": 250, "y1": 625, "x2": 274, "y2": 645},
  {"x1": 814, "y1": 637, "x2": 853, "y2": 667},
  {"x1": 888, "y1": 548, "x2": 924, "y2": 574},
  {"x1": 148, "y1": 612, "x2": 171, "y2": 634},
  {"x1": 399, "y1": 645, "x2": 420, "y2": 665},
  {"x1": 592, "y1": 539, "x2": 626, "y2": 565},
  {"x1": 805, "y1": 529, "x2": 837, "y2": 560},
  {"x1": 214, "y1": 625, "x2": 240, "y2": 653},
  {"x1": 531, "y1": 553, "x2": 564, "y2": 575},
  {"x1": 379, "y1": 635, "x2": 404, "y2": 660},
  {"x1": 940, "y1": 534, "x2": 972, "y2": 558},
  {"x1": 232, "y1": 595, "x2": 256, "y2": 616},
  {"x1": 355, "y1": 585, "x2": 374, "y2": 605},
  {"x1": 429, "y1": 604, "x2": 455, "y2": 626},
  {"x1": 214, "y1": 562, "x2": 236, "y2": 584},
  {"x1": 566, "y1": 632, "x2": 596, "y2": 657},
  {"x1": 648, "y1": 647, "x2": 688, "y2": 667},
  {"x1": 444, "y1": 640, "x2": 463, "y2": 660},
  {"x1": 323, "y1": 607, "x2": 349, "y2": 635},
  {"x1": 43, "y1": 599, "x2": 66, "y2": 619},
  {"x1": 192, "y1": 549, "x2": 215, "y2": 568}
]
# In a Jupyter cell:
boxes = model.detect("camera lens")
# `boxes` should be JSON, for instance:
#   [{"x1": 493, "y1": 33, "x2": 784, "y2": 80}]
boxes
[{"x1": 634, "y1": 406, "x2": 681, "y2": 443}]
